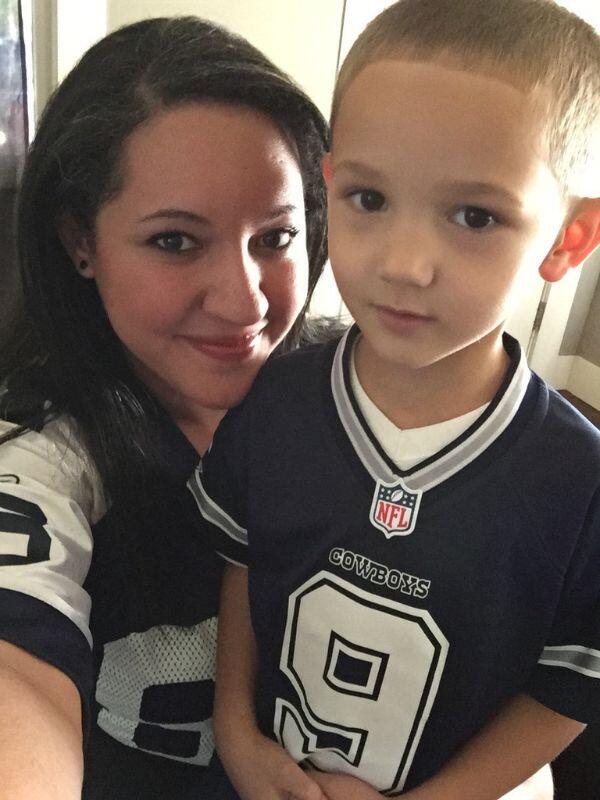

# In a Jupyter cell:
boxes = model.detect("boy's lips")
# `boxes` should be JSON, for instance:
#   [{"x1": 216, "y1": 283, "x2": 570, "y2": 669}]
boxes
[
  {"x1": 177, "y1": 332, "x2": 263, "y2": 362},
  {"x1": 375, "y1": 305, "x2": 434, "y2": 333}
]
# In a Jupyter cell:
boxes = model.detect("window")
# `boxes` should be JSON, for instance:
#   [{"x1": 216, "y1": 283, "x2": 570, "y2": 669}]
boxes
[{"x1": 0, "y1": 0, "x2": 27, "y2": 297}]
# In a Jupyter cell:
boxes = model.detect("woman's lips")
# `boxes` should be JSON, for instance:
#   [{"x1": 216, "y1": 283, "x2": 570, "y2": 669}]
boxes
[
  {"x1": 376, "y1": 305, "x2": 433, "y2": 334},
  {"x1": 178, "y1": 333, "x2": 261, "y2": 362}
]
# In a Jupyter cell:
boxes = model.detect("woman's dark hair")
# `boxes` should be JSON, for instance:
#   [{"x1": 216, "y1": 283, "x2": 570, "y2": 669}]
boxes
[{"x1": 0, "y1": 16, "x2": 329, "y2": 505}]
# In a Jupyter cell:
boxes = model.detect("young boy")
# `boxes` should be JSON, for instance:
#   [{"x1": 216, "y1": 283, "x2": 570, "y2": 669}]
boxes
[{"x1": 191, "y1": 1, "x2": 600, "y2": 797}]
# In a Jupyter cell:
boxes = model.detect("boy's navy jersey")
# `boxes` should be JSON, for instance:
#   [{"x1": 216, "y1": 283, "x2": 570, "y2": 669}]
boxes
[
  {"x1": 0, "y1": 412, "x2": 224, "y2": 795},
  {"x1": 192, "y1": 325, "x2": 600, "y2": 796}
]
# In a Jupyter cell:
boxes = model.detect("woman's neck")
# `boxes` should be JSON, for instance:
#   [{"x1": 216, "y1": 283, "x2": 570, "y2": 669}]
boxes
[
  {"x1": 174, "y1": 412, "x2": 223, "y2": 455},
  {"x1": 131, "y1": 358, "x2": 225, "y2": 455},
  {"x1": 154, "y1": 387, "x2": 224, "y2": 454}
]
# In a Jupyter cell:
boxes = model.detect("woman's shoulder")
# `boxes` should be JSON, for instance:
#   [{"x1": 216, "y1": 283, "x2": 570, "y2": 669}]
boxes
[{"x1": 0, "y1": 414, "x2": 107, "y2": 523}]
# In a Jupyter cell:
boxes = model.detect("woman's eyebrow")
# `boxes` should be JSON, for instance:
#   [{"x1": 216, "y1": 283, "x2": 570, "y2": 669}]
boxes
[
  {"x1": 139, "y1": 208, "x2": 211, "y2": 224},
  {"x1": 139, "y1": 205, "x2": 299, "y2": 224},
  {"x1": 265, "y1": 204, "x2": 299, "y2": 220}
]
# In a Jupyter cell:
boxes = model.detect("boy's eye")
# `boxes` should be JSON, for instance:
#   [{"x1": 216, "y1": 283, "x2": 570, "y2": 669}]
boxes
[
  {"x1": 348, "y1": 190, "x2": 387, "y2": 213},
  {"x1": 453, "y1": 207, "x2": 498, "y2": 230},
  {"x1": 258, "y1": 227, "x2": 299, "y2": 250},
  {"x1": 149, "y1": 231, "x2": 197, "y2": 253}
]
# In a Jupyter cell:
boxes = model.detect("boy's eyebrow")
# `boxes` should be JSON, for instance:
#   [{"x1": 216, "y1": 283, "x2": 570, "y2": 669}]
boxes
[
  {"x1": 334, "y1": 160, "x2": 383, "y2": 180},
  {"x1": 436, "y1": 181, "x2": 524, "y2": 209}
]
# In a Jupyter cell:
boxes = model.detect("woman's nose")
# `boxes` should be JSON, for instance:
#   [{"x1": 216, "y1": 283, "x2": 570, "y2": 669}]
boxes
[{"x1": 202, "y1": 245, "x2": 269, "y2": 326}]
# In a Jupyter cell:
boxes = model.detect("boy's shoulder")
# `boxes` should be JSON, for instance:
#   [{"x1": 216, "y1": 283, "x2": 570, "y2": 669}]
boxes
[
  {"x1": 208, "y1": 333, "x2": 345, "y2": 478},
  {"x1": 253, "y1": 328, "x2": 346, "y2": 397},
  {"x1": 543, "y1": 382, "x2": 600, "y2": 458},
  {"x1": 527, "y1": 378, "x2": 600, "y2": 498}
]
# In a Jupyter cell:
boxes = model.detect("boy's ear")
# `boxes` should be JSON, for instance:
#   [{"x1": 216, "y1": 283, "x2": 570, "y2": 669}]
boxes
[
  {"x1": 57, "y1": 213, "x2": 95, "y2": 279},
  {"x1": 322, "y1": 153, "x2": 333, "y2": 186},
  {"x1": 539, "y1": 200, "x2": 600, "y2": 283}
]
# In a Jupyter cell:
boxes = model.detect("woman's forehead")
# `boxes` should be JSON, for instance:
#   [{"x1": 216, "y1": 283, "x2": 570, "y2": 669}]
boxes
[{"x1": 99, "y1": 103, "x2": 306, "y2": 227}]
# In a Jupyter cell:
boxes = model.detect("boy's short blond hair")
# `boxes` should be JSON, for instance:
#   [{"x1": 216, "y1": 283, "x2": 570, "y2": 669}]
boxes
[{"x1": 333, "y1": 0, "x2": 600, "y2": 198}]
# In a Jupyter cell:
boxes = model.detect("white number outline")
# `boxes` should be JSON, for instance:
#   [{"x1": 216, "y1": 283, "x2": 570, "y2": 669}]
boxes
[{"x1": 274, "y1": 570, "x2": 448, "y2": 794}]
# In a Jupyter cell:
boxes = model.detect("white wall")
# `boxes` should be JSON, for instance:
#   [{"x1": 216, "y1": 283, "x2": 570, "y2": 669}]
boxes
[
  {"x1": 30, "y1": 0, "x2": 57, "y2": 122},
  {"x1": 30, "y1": 0, "x2": 108, "y2": 118},
  {"x1": 555, "y1": 0, "x2": 600, "y2": 30},
  {"x1": 107, "y1": 0, "x2": 344, "y2": 118},
  {"x1": 561, "y1": 252, "x2": 600, "y2": 355},
  {"x1": 338, "y1": 0, "x2": 394, "y2": 63},
  {"x1": 528, "y1": 268, "x2": 584, "y2": 384},
  {"x1": 568, "y1": 357, "x2": 600, "y2": 410},
  {"x1": 56, "y1": 0, "x2": 107, "y2": 81}
]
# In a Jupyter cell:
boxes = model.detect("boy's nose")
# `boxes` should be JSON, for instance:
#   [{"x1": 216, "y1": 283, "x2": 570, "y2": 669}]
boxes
[
  {"x1": 203, "y1": 245, "x2": 269, "y2": 325},
  {"x1": 377, "y1": 218, "x2": 435, "y2": 288}
]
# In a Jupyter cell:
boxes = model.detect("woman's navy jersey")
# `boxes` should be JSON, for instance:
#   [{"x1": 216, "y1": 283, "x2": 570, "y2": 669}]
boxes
[
  {"x1": 192, "y1": 326, "x2": 600, "y2": 796},
  {"x1": 0, "y1": 412, "x2": 224, "y2": 796}
]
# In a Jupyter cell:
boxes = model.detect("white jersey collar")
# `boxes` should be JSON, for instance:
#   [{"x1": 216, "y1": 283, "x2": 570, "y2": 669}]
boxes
[{"x1": 330, "y1": 325, "x2": 531, "y2": 492}]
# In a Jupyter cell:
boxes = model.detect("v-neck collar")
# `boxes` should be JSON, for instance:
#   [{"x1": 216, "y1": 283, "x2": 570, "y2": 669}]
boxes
[{"x1": 330, "y1": 325, "x2": 531, "y2": 493}]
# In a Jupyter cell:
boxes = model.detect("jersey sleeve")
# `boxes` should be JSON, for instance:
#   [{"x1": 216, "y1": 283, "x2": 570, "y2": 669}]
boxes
[
  {"x1": 188, "y1": 401, "x2": 250, "y2": 567},
  {"x1": 0, "y1": 418, "x2": 104, "y2": 730},
  {"x1": 526, "y1": 487, "x2": 600, "y2": 723}
]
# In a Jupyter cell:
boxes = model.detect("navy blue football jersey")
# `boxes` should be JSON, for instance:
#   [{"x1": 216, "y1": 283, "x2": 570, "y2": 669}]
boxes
[
  {"x1": 0, "y1": 412, "x2": 223, "y2": 796},
  {"x1": 191, "y1": 326, "x2": 600, "y2": 796}
]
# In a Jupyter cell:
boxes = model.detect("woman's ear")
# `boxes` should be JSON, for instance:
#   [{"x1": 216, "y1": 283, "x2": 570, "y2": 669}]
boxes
[
  {"x1": 539, "y1": 200, "x2": 600, "y2": 283},
  {"x1": 57, "y1": 213, "x2": 95, "y2": 279}
]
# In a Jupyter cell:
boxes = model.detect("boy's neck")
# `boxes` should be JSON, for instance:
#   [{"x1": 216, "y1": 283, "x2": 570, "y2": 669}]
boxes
[{"x1": 354, "y1": 328, "x2": 512, "y2": 430}]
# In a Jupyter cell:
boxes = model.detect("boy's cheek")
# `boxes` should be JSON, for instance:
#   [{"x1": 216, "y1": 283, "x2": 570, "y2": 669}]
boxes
[{"x1": 330, "y1": 231, "x2": 372, "y2": 266}]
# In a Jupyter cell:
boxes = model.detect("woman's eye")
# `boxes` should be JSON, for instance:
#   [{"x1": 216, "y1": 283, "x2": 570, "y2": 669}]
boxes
[
  {"x1": 348, "y1": 189, "x2": 386, "y2": 213},
  {"x1": 150, "y1": 231, "x2": 197, "y2": 253},
  {"x1": 453, "y1": 206, "x2": 498, "y2": 230},
  {"x1": 259, "y1": 227, "x2": 299, "y2": 250}
]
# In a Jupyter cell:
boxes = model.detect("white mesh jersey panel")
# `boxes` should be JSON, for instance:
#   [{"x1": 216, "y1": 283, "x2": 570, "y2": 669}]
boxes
[{"x1": 96, "y1": 617, "x2": 218, "y2": 765}]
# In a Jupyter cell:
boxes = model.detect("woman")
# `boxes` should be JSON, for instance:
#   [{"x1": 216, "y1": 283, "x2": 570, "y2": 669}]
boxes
[{"x1": 0, "y1": 16, "x2": 328, "y2": 799}]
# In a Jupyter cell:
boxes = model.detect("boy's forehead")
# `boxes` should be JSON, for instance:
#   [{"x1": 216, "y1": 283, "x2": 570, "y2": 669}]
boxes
[
  {"x1": 333, "y1": 56, "x2": 548, "y2": 136},
  {"x1": 331, "y1": 58, "x2": 564, "y2": 216},
  {"x1": 332, "y1": 58, "x2": 549, "y2": 159}
]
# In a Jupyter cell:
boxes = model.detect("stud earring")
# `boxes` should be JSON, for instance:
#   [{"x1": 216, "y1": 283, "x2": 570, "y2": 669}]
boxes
[{"x1": 76, "y1": 259, "x2": 93, "y2": 278}]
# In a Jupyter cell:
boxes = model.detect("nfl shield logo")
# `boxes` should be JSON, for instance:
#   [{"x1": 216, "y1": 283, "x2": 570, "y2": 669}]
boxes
[{"x1": 370, "y1": 479, "x2": 422, "y2": 538}]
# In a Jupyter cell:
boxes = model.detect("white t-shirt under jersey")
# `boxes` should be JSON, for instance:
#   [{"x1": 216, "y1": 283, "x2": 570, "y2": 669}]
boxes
[{"x1": 350, "y1": 353, "x2": 488, "y2": 470}]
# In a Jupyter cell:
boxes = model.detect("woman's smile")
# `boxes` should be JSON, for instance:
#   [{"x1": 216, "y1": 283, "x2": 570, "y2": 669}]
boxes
[{"x1": 177, "y1": 331, "x2": 265, "y2": 362}]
